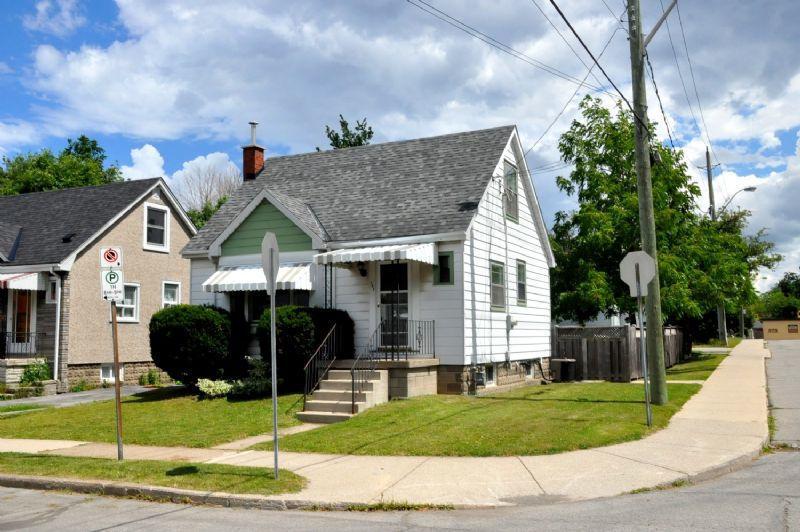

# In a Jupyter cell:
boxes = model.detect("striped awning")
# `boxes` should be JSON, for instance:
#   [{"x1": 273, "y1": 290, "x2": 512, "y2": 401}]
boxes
[
  {"x1": 202, "y1": 263, "x2": 313, "y2": 292},
  {"x1": 0, "y1": 272, "x2": 46, "y2": 290},
  {"x1": 314, "y1": 243, "x2": 436, "y2": 266}
]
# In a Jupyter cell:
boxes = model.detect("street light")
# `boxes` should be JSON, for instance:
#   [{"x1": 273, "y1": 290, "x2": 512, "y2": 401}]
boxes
[{"x1": 720, "y1": 186, "x2": 757, "y2": 212}]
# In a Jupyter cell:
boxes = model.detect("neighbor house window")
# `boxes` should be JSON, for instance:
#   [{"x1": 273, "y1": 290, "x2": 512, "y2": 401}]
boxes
[
  {"x1": 115, "y1": 284, "x2": 140, "y2": 322},
  {"x1": 490, "y1": 261, "x2": 505, "y2": 310},
  {"x1": 789, "y1": 324, "x2": 799, "y2": 334},
  {"x1": 143, "y1": 203, "x2": 169, "y2": 251},
  {"x1": 516, "y1": 260, "x2": 527, "y2": 306},
  {"x1": 434, "y1": 251, "x2": 454, "y2": 285},
  {"x1": 46, "y1": 276, "x2": 58, "y2": 304},
  {"x1": 100, "y1": 363, "x2": 123, "y2": 383},
  {"x1": 503, "y1": 160, "x2": 518, "y2": 221},
  {"x1": 162, "y1": 282, "x2": 180, "y2": 308}
]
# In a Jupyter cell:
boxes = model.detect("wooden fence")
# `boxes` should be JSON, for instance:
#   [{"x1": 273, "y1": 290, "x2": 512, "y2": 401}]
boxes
[{"x1": 551, "y1": 326, "x2": 685, "y2": 382}]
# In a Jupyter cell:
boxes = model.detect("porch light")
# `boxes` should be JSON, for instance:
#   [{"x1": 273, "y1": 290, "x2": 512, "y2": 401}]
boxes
[{"x1": 356, "y1": 262, "x2": 368, "y2": 277}]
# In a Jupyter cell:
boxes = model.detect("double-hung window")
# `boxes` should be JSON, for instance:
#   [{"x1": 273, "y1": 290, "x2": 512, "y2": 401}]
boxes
[
  {"x1": 143, "y1": 203, "x2": 169, "y2": 252},
  {"x1": 162, "y1": 282, "x2": 180, "y2": 308},
  {"x1": 116, "y1": 284, "x2": 140, "y2": 322},
  {"x1": 516, "y1": 260, "x2": 527, "y2": 306},
  {"x1": 503, "y1": 161, "x2": 518, "y2": 221},
  {"x1": 490, "y1": 261, "x2": 505, "y2": 310},
  {"x1": 434, "y1": 251, "x2": 454, "y2": 285}
]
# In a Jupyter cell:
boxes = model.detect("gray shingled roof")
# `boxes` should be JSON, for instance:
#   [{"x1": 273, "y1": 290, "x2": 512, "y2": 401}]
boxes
[
  {"x1": 0, "y1": 179, "x2": 160, "y2": 266},
  {"x1": 184, "y1": 125, "x2": 515, "y2": 255},
  {"x1": 0, "y1": 222, "x2": 21, "y2": 261}
]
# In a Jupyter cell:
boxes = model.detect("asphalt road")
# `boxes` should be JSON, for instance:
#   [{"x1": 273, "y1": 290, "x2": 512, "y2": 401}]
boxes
[
  {"x1": 766, "y1": 340, "x2": 800, "y2": 447},
  {"x1": 0, "y1": 451, "x2": 797, "y2": 531}
]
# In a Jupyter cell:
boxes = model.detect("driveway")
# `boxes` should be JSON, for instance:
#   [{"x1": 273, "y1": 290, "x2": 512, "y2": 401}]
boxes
[
  {"x1": 0, "y1": 385, "x2": 162, "y2": 409},
  {"x1": 767, "y1": 340, "x2": 800, "y2": 447}
]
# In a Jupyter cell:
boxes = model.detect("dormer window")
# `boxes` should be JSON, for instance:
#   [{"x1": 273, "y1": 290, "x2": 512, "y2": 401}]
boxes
[
  {"x1": 503, "y1": 160, "x2": 518, "y2": 222},
  {"x1": 143, "y1": 202, "x2": 170, "y2": 252}
]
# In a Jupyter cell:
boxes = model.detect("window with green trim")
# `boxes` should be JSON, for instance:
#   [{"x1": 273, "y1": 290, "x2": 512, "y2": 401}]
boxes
[
  {"x1": 490, "y1": 261, "x2": 505, "y2": 310},
  {"x1": 434, "y1": 251, "x2": 454, "y2": 285},
  {"x1": 517, "y1": 260, "x2": 527, "y2": 305},
  {"x1": 503, "y1": 160, "x2": 518, "y2": 221}
]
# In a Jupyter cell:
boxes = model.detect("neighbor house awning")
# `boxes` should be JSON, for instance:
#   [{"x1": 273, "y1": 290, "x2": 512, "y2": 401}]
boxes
[
  {"x1": 0, "y1": 272, "x2": 46, "y2": 291},
  {"x1": 202, "y1": 264, "x2": 313, "y2": 292},
  {"x1": 314, "y1": 243, "x2": 436, "y2": 266}
]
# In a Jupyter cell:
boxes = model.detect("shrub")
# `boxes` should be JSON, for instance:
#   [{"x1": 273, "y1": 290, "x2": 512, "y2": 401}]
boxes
[
  {"x1": 20, "y1": 360, "x2": 50, "y2": 387},
  {"x1": 257, "y1": 306, "x2": 315, "y2": 392},
  {"x1": 139, "y1": 369, "x2": 162, "y2": 386},
  {"x1": 196, "y1": 379, "x2": 235, "y2": 398},
  {"x1": 230, "y1": 358, "x2": 272, "y2": 398},
  {"x1": 69, "y1": 380, "x2": 94, "y2": 393},
  {"x1": 149, "y1": 304, "x2": 245, "y2": 385}
]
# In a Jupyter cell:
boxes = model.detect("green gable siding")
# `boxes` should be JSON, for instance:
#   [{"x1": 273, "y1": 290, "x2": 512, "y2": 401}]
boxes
[{"x1": 221, "y1": 201, "x2": 312, "y2": 256}]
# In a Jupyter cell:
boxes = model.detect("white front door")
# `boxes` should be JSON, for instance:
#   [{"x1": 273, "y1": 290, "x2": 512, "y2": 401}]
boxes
[{"x1": 6, "y1": 290, "x2": 37, "y2": 355}]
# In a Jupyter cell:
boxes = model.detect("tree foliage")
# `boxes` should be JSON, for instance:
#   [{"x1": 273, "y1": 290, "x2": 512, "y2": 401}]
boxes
[
  {"x1": 318, "y1": 114, "x2": 374, "y2": 150},
  {"x1": 551, "y1": 97, "x2": 780, "y2": 327},
  {"x1": 753, "y1": 269, "x2": 800, "y2": 320},
  {"x1": 186, "y1": 197, "x2": 228, "y2": 229},
  {"x1": 0, "y1": 135, "x2": 121, "y2": 195}
]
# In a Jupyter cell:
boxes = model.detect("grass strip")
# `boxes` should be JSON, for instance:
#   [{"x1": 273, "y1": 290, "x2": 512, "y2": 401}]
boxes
[
  {"x1": 257, "y1": 382, "x2": 699, "y2": 457},
  {"x1": 666, "y1": 352, "x2": 726, "y2": 381},
  {"x1": 0, "y1": 404, "x2": 46, "y2": 414},
  {"x1": 0, "y1": 452, "x2": 305, "y2": 496},
  {"x1": 0, "y1": 387, "x2": 303, "y2": 448}
]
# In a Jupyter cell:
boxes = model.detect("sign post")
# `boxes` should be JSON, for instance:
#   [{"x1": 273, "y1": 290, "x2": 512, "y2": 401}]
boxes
[
  {"x1": 620, "y1": 251, "x2": 655, "y2": 427},
  {"x1": 261, "y1": 233, "x2": 280, "y2": 480},
  {"x1": 100, "y1": 247, "x2": 125, "y2": 460}
]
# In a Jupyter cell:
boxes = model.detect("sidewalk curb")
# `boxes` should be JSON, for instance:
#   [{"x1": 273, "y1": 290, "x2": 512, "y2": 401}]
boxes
[{"x1": 0, "y1": 473, "x2": 361, "y2": 511}]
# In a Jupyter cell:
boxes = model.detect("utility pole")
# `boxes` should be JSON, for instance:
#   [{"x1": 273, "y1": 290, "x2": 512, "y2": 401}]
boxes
[
  {"x1": 627, "y1": 0, "x2": 668, "y2": 405},
  {"x1": 706, "y1": 147, "x2": 728, "y2": 346}
]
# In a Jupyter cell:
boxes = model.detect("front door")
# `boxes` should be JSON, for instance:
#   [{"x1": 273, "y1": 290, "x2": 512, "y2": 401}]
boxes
[
  {"x1": 379, "y1": 262, "x2": 408, "y2": 349},
  {"x1": 6, "y1": 290, "x2": 36, "y2": 355}
]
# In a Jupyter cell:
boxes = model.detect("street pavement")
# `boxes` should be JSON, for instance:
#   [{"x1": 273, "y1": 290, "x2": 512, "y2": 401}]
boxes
[
  {"x1": 0, "y1": 385, "x2": 158, "y2": 408},
  {"x1": 766, "y1": 340, "x2": 800, "y2": 447},
  {"x1": 0, "y1": 450, "x2": 796, "y2": 531}
]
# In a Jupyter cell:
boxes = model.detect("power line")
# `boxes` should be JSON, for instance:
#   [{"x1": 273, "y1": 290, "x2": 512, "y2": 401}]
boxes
[
  {"x1": 405, "y1": 0, "x2": 609, "y2": 94},
  {"x1": 675, "y1": 1, "x2": 719, "y2": 165},
  {"x1": 546, "y1": 0, "x2": 648, "y2": 132},
  {"x1": 525, "y1": 22, "x2": 623, "y2": 155},
  {"x1": 644, "y1": 51, "x2": 676, "y2": 149}
]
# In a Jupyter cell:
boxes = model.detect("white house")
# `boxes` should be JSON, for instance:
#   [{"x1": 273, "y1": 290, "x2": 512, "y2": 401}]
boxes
[{"x1": 182, "y1": 124, "x2": 555, "y2": 413}]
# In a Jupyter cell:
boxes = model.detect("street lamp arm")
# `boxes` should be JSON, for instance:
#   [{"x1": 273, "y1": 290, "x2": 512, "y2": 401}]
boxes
[{"x1": 719, "y1": 186, "x2": 757, "y2": 213}]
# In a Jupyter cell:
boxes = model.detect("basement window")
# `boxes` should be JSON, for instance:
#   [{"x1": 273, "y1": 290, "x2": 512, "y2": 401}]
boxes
[{"x1": 100, "y1": 363, "x2": 123, "y2": 383}]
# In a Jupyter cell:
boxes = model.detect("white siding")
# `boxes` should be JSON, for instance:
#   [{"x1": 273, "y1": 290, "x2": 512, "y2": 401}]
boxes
[
  {"x1": 189, "y1": 258, "x2": 229, "y2": 310},
  {"x1": 333, "y1": 265, "x2": 373, "y2": 349},
  {"x1": 463, "y1": 137, "x2": 551, "y2": 365}
]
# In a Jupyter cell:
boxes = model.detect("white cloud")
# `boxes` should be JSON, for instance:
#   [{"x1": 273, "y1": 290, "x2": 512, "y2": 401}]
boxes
[
  {"x1": 0, "y1": 62, "x2": 12, "y2": 75},
  {"x1": 172, "y1": 151, "x2": 239, "y2": 183},
  {"x1": 120, "y1": 144, "x2": 165, "y2": 179},
  {"x1": 0, "y1": 120, "x2": 41, "y2": 156},
  {"x1": 23, "y1": 0, "x2": 86, "y2": 37}
]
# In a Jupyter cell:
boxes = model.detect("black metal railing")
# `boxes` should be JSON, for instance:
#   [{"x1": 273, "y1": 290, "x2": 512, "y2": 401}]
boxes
[
  {"x1": 302, "y1": 325, "x2": 338, "y2": 409},
  {"x1": 371, "y1": 319, "x2": 436, "y2": 360},
  {"x1": 350, "y1": 322, "x2": 382, "y2": 414},
  {"x1": 0, "y1": 332, "x2": 45, "y2": 359}
]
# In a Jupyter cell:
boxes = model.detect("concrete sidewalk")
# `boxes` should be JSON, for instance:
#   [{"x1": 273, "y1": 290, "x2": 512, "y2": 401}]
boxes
[{"x1": 0, "y1": 340, "x2": 769, "y2": 507}]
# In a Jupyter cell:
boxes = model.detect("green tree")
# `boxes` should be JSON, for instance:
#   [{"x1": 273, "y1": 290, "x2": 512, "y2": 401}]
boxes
[
  {"x1": 753, "y1": 269, "x2": 800, "y2": 320},
  {"x1": 318, "y1": 114, "x2": 374, "y2": 150},
  {"x1": 186, "y1": 197, "x2": 228, "y2": 229},
  {"x1": 0, "y1": 135, "x2": 121, "y2": 195},
  {"x1": 551, "y1": 97, "x2": 779, "y2": 335}
]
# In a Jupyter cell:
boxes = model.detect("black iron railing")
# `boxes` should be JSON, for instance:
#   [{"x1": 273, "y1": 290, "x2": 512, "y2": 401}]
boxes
[
  {"x1": 371, "y1": 319, "x2": 435, "y2": 360},
  {"x1": 350, "y1": 322, "x2": 382, "y2": 414},
  {"x1": 302, "y1": 325, "x2": 338, "y2": 409},
  {"x1": 0, "y1": 332, "x2": 45, "y2": 359}
]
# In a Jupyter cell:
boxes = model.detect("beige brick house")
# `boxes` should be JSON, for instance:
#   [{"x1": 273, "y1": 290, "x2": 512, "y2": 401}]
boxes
[{"x1": 0, "y1": 179, "x2": 195, "y2": 390}]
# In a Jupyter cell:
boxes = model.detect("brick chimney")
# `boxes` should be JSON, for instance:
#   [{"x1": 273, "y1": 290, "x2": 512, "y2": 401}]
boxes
[{"x1": 242, "y1": 121, "x2": 264, "y2": 181}]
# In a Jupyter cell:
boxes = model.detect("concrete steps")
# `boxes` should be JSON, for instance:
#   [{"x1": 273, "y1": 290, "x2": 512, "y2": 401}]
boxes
[{"x1": 297, "y1": 368, "x2": 388, "y2": 424}]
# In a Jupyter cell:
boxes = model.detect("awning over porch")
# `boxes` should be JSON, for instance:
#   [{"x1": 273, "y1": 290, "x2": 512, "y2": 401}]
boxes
[
  {"x1": 0, "y1": 272, "x2": 46, "y2": 291},
  {"x1": 202, "y1": 263, "x2": 313, "y2": 293},
  {"x1": 314, "y1": 243, "x2": 436, "y2": 266}
]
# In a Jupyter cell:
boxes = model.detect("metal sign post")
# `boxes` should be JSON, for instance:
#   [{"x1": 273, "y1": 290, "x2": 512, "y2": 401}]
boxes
[
  {"x1": 100, "y1": 247, "x2": 125, "y2": 460},
  {"x1": 620, "y1": 251, "x2": 656, "y2": 427},
  {"x1": 261, "y1": 233, "x2": 280, "y2": 480}
]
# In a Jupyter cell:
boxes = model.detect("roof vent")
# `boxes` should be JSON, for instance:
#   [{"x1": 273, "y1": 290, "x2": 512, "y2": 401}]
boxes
[
  {"x1": 458, "y1": 201, "x2": 479, "y2": 212},
  {"x1": 62, "y1": 232, "x2": 76, "y2": 243}
]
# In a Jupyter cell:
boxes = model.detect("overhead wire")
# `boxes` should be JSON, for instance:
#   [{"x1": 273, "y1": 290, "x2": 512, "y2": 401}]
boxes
[
  {"x1": 405, "y1": 0, "x2": 610, "y2": 94},
  {"x1": 644, "y1": 51, "x2": 676, "y2": 149}
]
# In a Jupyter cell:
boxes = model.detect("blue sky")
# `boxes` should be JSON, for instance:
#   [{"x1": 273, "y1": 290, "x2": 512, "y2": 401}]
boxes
[{"x1": 2, "y1": 0, "x2": 800, "y2": 290}]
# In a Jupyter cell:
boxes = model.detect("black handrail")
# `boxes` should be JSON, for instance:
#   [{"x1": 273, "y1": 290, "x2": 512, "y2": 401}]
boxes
[
  {"x1": 302, "y1": 325, "x2": 338, "y2": 409},
  {"x1": 372, "y1": 319, "x2": 436, "y2": 360}
]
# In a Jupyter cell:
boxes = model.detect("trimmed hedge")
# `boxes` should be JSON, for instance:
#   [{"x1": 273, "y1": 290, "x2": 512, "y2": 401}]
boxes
[
  {"x1": 149, "y1": 305, "x2": 246, "y2": 385},
  {"x1": 257, "y1": 306, "x2": 355, "y2": 392}
]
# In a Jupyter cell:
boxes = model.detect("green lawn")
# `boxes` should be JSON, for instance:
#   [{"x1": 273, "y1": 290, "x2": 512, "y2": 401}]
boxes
[
  {"x1": 256, "y1": 382, "x2": 699, "y2": 457},
  {"x1": 0, "y1": 388, "x2": 303, "y2": 448},
  {"x1": 0, "y1": 452, "x2": 305, "y2": 496},
  {"x1": 666, "y1": 352, "x2": 726, "y2": 381},
  {"x1": 694, "y1": 337, "x2": 742, "y2": 349}
]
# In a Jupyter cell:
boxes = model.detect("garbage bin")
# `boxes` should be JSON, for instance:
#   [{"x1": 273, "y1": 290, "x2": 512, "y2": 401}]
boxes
[{"x1": 551, "y1": 358, "x2": 576, "y2": 382}]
